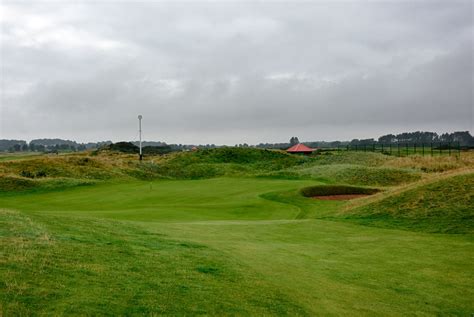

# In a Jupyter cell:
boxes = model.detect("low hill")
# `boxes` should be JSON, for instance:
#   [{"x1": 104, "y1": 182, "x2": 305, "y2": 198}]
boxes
[
  {"x1": 333, "y1": 172, "x2": 474, "y2": 234},
  {"x1": 264, "y1": 164, "x2": 421, "y2": 186},
  {"x1": 0, "y1": 148, "x2": 309, "y2": 191},
  {"x1": 1, "y1": 149, "x2": 472, "y2": 193}
]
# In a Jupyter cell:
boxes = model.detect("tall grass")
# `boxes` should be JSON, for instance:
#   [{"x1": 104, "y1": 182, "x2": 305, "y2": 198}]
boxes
[
  {"x1": 383, "y1": 152, "x2": 474, "y2": 172},
  {"x1": 333, "y1": 173, "x2": 474, "y2": 234}
]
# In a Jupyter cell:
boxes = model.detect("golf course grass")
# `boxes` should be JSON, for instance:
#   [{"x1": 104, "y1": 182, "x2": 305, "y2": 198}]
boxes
[{"x1": 1, "y1": 149, "x2": 473, "y2": 315}]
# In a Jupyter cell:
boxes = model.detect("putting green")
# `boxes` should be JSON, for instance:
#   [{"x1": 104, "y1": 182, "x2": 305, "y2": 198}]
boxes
[{"x1": 0, "y1": 178, "x2": 320, "y2": 221}]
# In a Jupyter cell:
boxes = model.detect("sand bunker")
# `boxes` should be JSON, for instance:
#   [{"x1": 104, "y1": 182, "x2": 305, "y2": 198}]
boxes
[
  {"x1": 312, "y1": 194, "x2": 370, "y2": 200},
  {"x1": 300, "y1": 184, "x2": 379, "y2": 201}
]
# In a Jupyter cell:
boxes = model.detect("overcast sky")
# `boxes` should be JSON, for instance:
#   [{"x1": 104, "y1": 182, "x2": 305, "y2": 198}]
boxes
[{"x1": 1, "y1": 1, "x2": 472, "y2": 144}]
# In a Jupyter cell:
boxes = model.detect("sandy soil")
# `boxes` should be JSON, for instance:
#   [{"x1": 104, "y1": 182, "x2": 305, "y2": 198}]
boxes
[{"x1": 312, "y1": 194, "x2": 370, "y2": 201}]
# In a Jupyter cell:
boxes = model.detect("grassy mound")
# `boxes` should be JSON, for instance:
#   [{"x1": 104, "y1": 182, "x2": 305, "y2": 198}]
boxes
[
  {"x1": 310, "y1": 151, "x2": 392, "y2": 166},
  {"x1": 0, "y1": 148, "x2": 305, "y2": 188},
  {"x1": 264, "y1": 165, "x2": 421, "y2": 186},
  {"x1": 0, "y1": 176, "x2": 37, "y2": 192},
  {"x1": 0, "y1": 155, "x2": 129, "y2": 193},
  {"x1": 300, "y1": 185, "x2": 379, "y2": 197},
  {"x1": 337, "y1": 173, "x2": 474, "y2": 234},
  {"x1": 193, "y1": 147, "x2": 302, "y2": 164},
  {"x1": 131, "y1": 148, "x2": 309, "y2": 180},
  {"x1": 0, "y1": 156, "x2": 127, "y2": 180},
  {"x1": 0, "y1": 176, "x2": 95, "y2": 195}
]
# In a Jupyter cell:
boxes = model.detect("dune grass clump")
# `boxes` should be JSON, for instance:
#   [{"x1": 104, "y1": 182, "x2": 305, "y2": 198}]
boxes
[
  {"x1": 383, "y1": 152, "x2": 474, "y2": 172},
  {"x1": 268, "y1": 164, "x2": 421, "y2": 186},
  {"x1": 0, "y1": 176, "x2": 95, "y2": 194},
  {"x1": 311, "y1": 151, "x2": 393, "y2": 166},
  {"x1": 0, "y1": 176, "x2": 37, "y2": 192},
  {"x1": 0, "y1": 155, "x2": 133, "y2": 182},
  {"x1": 300, "y1": 184, "x2": 379, "y2": 197},
  {"x1": 338, "y1": 173, "x2": 474, "y2": 234}
]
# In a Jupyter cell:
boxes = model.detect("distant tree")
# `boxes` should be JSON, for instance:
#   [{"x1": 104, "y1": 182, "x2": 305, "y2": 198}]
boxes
[
  {"x1": 358, "y1": 138, "x2": 375, "y2": 145},
  {"x1": 378, "y1": 134, "x2": 396, "y2": 144},
  {"x1": 21, "y1": 144, "x2": 29, "y2": 151},
  {"x1": 394, "y1": 131, "x2": 438, "y2": 144},
  {"x1": 439, "y1": 133, "x2": 453, "y2": 143},
  {"x1": 290, "y1": 137, "x2": 299, "y2": 145},
  {"x1": 0, "y1": 139, "x2": 27, "y2": 151},
  {"x1": 450, "y1": 131, "x2": 474, "y2": 146}
]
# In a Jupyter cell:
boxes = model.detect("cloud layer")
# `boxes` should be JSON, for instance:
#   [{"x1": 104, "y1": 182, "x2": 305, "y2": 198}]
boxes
[{"x1": 1, "y1": 1, "x2": 472, "y2": 144}]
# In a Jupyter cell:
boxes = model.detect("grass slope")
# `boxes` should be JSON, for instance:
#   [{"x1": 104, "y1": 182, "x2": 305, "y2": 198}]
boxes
[
  {"x1": 334, "y1": 173, "x2": 474, "y2": 234},
  {"x1": 0, "y1": 210, "x2": 306, "y2": 316}
]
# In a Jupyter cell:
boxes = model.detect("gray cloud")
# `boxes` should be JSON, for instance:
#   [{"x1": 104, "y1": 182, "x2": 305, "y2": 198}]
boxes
[{"x1": 1, "y1": 1, "x2": 472, "y2": 144}]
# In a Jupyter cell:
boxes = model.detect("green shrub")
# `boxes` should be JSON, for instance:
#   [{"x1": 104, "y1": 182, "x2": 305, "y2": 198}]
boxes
[
  {"x1": 142, "y1": 145, "x2": 174, "y2": 155},
  {"x1": 20, "y1": 170, "x2": 35, "y2": 178},
  {"x1": 107, "y1": 142, "x2": 139, "y2": 153}
]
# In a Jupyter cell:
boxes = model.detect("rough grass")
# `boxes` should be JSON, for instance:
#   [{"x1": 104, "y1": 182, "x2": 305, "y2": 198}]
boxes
[
  {"x1": 262, "y1": 164, "x2": 421, "y2": 186},
  {"x1": 0, "y1": 152, "x2": 44, "y2": 162},
  {"x1": 0, "y1": 155, "x2": 129, "y2": 181},
  {"x1": 4, "y1": 149, "x2": 464, "y2": 189},
  {"x1": 0, "y1": 176, "x2": 95, "y2": 195},
  {"x1": 334, "y1": 173, "x2": 474, "y2": 234},
  {"x1": 383, "y1": 151, "x2": 474, "y2": 172},
  {"x1": 310, "y1": 151, "x2": 392, "y2": 166},
  {"x1": 0, "y1": 148, "x2": 309, "y2": 186}
]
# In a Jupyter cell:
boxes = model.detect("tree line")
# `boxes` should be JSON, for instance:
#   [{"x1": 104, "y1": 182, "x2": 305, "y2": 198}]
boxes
[
  {"x1": 0, "y1": 139, "x2": 112, "y2": 153},
  {"x1": 352, "y1": 131, "x2": 473, "y2": 147},
  {"x1": 1, "y1": 131, "x2": 472, "y2": 153}
]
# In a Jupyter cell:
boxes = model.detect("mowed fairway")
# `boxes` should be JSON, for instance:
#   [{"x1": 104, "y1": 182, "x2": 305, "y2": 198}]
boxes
[{"x1": 1, "y1": 176, "x2": 473, "y2": 315}]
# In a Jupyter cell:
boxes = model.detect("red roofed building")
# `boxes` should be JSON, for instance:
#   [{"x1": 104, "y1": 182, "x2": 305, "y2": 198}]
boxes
[{"x1": 286, "y1": 143, "x2": 314, "y2": 154}]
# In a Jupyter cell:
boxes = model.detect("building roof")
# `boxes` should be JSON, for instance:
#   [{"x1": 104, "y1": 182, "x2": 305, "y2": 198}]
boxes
[{"x1": 286, "y1": 143, "x2": 314, "y2": 153}]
